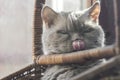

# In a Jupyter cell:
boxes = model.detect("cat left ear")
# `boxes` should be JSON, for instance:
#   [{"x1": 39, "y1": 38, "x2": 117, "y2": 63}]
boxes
[
  {"x1": 88, "y1": 1, "x2": 101, "y2": 22},
  {"x1": 41, "y1": 6, "x2": 58, "y2": 27}
]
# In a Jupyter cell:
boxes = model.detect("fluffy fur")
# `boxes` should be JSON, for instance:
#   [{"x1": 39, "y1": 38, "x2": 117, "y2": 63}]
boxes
[{"x1": 41, "y1": 1, "x2": 105, "y2": 80}]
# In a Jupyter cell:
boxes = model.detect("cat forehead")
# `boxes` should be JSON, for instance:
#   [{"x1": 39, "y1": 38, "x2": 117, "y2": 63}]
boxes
[
  {"x1": 59, "y1": 10, "x2": 89, "y2": 24},
  {"x1": 60, "y1": 11, "x2": 84, "y2": 20},
  {"x1": 70, "y1": 11, "x2": 85, "y2": 19},
  {"x1": 52, "y1": 13, "x2": 82, "y2": 31},
  {"x1": 60, "y1": 11, "x2": 98, "y2": 28},
  {"x1": 52, "y1": 11, "x2": 98, "y2": 31}
]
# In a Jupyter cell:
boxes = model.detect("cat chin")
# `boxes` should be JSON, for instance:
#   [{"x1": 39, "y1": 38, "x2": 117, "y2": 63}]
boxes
[
  {"x1": 43, "y1": 50, "x2": 71, "y2": 55},
  {"x1": 44, "y1": 49, "x2": 85, "y2": 55},
  {"x1": 43, "y1": 45, "x2": 104, "y2": 55},
  {"x1": 43, "y1": 50, "x2": 51, "y2": 55},
  {"x1": 43, "y1": 49, "x2": 61, "y2": 55}
]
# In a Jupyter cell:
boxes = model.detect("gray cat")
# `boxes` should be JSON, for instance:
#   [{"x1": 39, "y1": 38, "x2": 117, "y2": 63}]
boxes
[{"x1": 41, "y1": 1, "x2": 105, "y2": 80}]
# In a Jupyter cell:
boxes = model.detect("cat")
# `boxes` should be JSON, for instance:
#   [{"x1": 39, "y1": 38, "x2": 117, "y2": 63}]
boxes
[{"x1": 41, "y1": 1, "x2": 105, "y2": 80}]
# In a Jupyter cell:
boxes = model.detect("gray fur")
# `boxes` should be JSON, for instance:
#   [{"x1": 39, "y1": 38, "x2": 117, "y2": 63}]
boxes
[{"x1": 41, "y1": 1, "x2": 105, "y2": 80}]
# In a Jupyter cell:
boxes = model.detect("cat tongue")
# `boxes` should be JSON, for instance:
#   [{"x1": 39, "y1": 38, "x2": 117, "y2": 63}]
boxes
[{"x1": 72, "y1": 40, "x2": 85, "y2": 51}]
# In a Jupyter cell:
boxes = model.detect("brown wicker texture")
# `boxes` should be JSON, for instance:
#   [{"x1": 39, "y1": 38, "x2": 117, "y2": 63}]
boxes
[{"x1": 35, "y1": 45, "x2": 116, "y2": 65}]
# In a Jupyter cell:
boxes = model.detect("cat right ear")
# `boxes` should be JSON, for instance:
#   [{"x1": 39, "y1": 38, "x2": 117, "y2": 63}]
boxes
[
  {"x1": 87, "y1": 1, "x2": 101, "y2": 23},
  {"x1": 41, "y1": 6, "x2": 58, "y2": 27}
]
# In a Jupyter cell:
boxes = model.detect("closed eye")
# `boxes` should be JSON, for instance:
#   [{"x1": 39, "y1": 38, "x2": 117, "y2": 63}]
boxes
[
  {"x1": 84, "y1": 28, "x2": 94, "y2": 33},
  {"x1": 57, "y1": 30, "x2": 68, "y2": 34}
]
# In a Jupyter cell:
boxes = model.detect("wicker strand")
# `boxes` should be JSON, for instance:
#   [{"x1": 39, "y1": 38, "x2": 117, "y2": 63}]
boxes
[{"x1": 35, "y1": 45, "x2": 116, "y2": 65}]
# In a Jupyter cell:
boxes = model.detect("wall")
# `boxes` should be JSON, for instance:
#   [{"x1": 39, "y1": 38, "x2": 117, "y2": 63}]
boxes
[{"x1": 0, "y1": 0, "x2": 34, "y2": 78}]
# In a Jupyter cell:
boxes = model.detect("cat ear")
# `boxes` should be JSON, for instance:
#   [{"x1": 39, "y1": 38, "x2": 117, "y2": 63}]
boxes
[
  {"x1": 41, "y1": 6, "x2": 58, "y2": 26},
  {"x1": 88, "y1": 1, "x2": 101, "y2": 22}
]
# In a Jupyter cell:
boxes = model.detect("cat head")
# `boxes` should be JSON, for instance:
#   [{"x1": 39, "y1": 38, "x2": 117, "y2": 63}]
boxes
[{"x1": 41, "y1": 1, "x2": 105, "y2": 55}]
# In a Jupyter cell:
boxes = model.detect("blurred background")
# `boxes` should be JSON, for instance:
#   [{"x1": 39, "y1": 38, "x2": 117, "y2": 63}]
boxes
[
  {"x1": 0, "y1": 0, "x2": 34, "y2": 78},
  {"x1": 46, "y1": 0, "x2": 87, "y2": 12},
  {"x1": 0, "y1": 0, "x2": 98, "y2": 78}
]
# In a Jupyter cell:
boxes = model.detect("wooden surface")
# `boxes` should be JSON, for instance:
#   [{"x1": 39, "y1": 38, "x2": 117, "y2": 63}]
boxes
[
  {"x1": 36, "y1": 45, "x2": 115, "y2": 65},
  {"x1": 33, "y1": 0, "x2": 46, "y2": 79},
  {"x1": 33, "y1": 0, "x2": 45, "y2": 57}
]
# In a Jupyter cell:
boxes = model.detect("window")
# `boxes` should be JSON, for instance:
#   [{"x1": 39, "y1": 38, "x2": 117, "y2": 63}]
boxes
[{"x1": 46, "y1": 0, "x2": 87, "y2": 12}]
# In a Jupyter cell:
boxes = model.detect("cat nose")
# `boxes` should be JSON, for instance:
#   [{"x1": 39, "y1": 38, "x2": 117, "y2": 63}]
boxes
[
  {"x1": 72, "y1": 34, "x2": 83, "y2": 41},
  {"x1": 74, "y1": 38, "x2": 81, "y2": 41},
  {"x1": 73, "y1": 38, "x2": 83, "y2": 41}
]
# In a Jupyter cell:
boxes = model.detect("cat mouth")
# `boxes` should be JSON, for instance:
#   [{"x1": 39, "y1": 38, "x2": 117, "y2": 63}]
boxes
[{"x1": 72, "y1": 40, "x2": 85, "y2": 51}]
